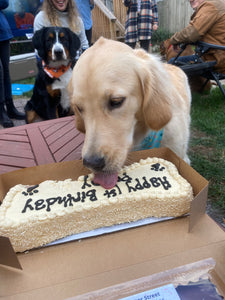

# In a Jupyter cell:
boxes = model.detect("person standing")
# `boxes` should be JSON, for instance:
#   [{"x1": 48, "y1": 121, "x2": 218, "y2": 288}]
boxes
[
  {"x1": 34, "y1": 0, "x2": 89, "y2": 52},
  {"x1": 123, "y1": 0, "x2": 158, "y2": 52},
  {"x1": 0, "y1": 0, "x2": 26, "y2": 128},
  {"x1": 75, "y1": 0, "x2": 94, "y2": 47}
]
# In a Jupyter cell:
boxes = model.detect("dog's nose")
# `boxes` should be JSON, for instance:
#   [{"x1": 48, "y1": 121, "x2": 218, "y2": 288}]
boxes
[
  {"x1": 83, "y1": 155, "x2": 105, "y2": 171},
  {"x1": 54, "y1": 49, "x2": 63, "y2": 58}
]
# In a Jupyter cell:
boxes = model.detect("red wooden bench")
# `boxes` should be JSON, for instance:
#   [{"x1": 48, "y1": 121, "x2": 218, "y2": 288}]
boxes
[{"x1": 0, "y1": 116, "x2": 84, "y2": 175}]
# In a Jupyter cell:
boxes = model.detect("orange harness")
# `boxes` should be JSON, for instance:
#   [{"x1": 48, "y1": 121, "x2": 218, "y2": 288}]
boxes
[{"x1": 42, "y1": 61, "x2": 71, "y2": 79}]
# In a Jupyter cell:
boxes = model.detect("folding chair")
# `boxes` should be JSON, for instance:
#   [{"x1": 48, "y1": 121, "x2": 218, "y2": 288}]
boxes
[{"x1": 172, "y1": 41, "x2": 225, "y2": 99}]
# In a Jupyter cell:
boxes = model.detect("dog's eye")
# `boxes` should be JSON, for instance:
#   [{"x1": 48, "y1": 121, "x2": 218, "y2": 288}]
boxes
[
  {"x1": 75, "y1": 105, "x2": 83, "y2": 114},
  {"x1": 109, "y1": 97, "x2": 125, "y2": 110}
]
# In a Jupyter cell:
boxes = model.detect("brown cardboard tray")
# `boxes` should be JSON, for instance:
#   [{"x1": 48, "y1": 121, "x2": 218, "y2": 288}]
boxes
[
  {"x1": 0, "y1": 148, "x2": 208, "y2": 266},
  {"x1": 1, "y1": 148, "x2": 224, "y2": 300}
]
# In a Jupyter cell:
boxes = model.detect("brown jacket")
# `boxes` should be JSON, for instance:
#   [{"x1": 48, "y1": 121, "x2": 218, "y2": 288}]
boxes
[{"x1": 171, "y1": 0, "x2": 225, "y2": 73}]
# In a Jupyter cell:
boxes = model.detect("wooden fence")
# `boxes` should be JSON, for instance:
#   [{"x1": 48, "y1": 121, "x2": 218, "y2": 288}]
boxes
[{"x1": 157, "y1": 0, "x2": 193, "y2": 33}]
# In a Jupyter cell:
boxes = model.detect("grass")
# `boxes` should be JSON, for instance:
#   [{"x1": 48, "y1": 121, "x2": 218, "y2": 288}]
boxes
[{"x1": 189, "y1": 87, "x2": 225, "y2": 214}]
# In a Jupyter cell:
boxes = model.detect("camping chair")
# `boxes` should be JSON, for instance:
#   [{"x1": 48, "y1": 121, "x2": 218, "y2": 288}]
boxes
[{"x1": 172, "y1": 41, "x2": 225, "y2": 99}]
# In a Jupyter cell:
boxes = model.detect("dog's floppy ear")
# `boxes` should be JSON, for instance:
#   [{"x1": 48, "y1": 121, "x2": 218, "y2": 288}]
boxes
[
  {"x1": 68, "y1": 79, "x2": 85, "y2": 133},
  {"x1": 73, "y1": 106, "x2": 86, "y2": 133},
  {"x1": 135, "y1": 49, "x2": 172, "y2": 131},
  {"x1": 65, "y1": 28, "x2": 81, "y2": 58},
  {"x1": 32, "y1": 27, "x2": 47, "y2": 60}
]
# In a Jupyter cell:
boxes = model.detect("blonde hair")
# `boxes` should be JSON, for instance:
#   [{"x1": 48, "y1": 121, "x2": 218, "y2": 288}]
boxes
[{"x1": 42, "y1": 0, "x2": 80, "y2": 33}]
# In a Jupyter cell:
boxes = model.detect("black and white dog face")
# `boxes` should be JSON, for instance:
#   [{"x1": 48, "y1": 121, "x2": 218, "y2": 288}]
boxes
[{"x1": 32, "y1": 27, "x2": 81, "y2": 67}]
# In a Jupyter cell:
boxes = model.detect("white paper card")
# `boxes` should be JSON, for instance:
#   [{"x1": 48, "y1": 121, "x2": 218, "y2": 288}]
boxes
[{"x1": 119, "y1": 283, "x2": 181, "y2": 300}]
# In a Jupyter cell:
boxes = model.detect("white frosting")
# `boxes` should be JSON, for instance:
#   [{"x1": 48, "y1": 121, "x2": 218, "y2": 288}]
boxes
[{"x1": 0, "y1": 157, "x2": 193, "y2": 252}]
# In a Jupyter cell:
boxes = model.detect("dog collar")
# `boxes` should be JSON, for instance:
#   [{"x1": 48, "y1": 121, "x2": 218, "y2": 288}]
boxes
[
  {"x1": 133, "y1": 129, "x2": 164, "y2": 151},
  {"x1": 42, "y1": 61, "x2": 71, "y2": 79}
]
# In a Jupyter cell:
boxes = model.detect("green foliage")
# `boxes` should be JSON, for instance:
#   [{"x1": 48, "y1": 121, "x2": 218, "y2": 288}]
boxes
[{"x1": 151, "y1": 27, "x2": 173, "y2": 46}]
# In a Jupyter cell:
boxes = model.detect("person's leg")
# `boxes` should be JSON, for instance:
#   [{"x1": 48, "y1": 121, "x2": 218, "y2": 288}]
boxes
[
  {"x1": 0, "y1": 55, "x2": 13, "y2": 127},
  {"x1": 0, "y1": 40, "x2": 25, "y2": 120},
  {"x1": 140, "y1": 39, "x2": 150, "y2": 52},
  {"x1": 85, "y1": 28, "x2": 92, "y2": 47},
  {"x1": 126, "y1": 42, "x2": 136, "y2": 49}
]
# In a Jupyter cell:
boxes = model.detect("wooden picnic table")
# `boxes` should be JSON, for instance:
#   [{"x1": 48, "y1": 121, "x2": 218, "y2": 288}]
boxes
[{"x1": 0, "y1": 116, "x2": 84, "y2": 175}]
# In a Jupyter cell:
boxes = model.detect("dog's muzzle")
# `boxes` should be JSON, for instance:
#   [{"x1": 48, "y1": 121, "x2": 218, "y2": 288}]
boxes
[{"x1": 83, "y1": 155, "x2": 105, "y2": 172}]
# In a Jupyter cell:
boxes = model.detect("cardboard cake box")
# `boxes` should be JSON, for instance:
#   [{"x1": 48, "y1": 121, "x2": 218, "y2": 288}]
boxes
[{"x1": 0, "y1": 148, "x2": 224, "y2": 300}]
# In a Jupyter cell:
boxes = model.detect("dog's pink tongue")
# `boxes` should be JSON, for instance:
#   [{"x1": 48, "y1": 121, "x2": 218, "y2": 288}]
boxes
[{"x1": 93, "y1": 172, "x2": 118, "y2": 189}]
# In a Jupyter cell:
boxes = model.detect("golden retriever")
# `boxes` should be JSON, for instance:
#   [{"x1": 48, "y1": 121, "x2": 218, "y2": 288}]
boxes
[
  {"x1": 160, "y1": 38, "x2": 212, "y2": 94},
  {"x1": 68, "y1": 37, "x2": 191, "y2": 189}
]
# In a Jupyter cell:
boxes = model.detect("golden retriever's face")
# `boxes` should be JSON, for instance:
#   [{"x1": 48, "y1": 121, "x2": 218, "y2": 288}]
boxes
[
  {"x1": 69, "y1": 37, "x2": 172, "y2": 184},
  {"x1": 69, "y1": 40, "x2": 143, "y2": 173}
]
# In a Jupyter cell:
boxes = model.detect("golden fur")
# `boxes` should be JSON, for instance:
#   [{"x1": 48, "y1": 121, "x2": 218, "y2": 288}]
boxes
[
  {"x1": 160, "y1": 38, "x2": 212, "y2": 93},
  {"x1": 68, "y1": 37, "x2": 191, "y2": 175}
]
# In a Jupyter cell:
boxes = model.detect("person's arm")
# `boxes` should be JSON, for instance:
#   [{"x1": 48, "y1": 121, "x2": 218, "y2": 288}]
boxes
[
  {"x1": 78, "y1": 17, "x2": 89, "y2": 50},
  {"x1": 152, "y1": 0, "x2": 158, "y2": 31},
  {"x1": 170, "y1": 24, "x2": 200, "y2": 45},
  {"x1": 33, "y1": 11, "x2": 50, "y2": 32},
  {"x1": 171, "y1": 2, "x2": 218, "y2": 45}
]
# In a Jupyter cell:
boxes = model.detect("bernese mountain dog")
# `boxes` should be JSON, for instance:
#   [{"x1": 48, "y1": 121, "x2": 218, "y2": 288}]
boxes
[{"x1": 25, "y1": 27, "x2": 81, "y2": 123}]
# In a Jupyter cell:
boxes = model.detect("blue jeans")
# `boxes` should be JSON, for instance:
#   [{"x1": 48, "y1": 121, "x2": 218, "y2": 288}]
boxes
[{"x1": 168, "y1": 54, "x2": 200, "y2": 64}]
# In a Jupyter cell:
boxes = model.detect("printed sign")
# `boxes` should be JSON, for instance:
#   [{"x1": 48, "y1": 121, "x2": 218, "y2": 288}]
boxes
[{"x1": 120, "y1": 284, "x2": 181, "y2": 300}]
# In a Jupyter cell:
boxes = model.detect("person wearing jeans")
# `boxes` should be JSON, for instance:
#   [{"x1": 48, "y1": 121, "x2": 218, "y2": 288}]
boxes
[{"x1": 169, "y1": 0, "x2": 225, "y2": 73}]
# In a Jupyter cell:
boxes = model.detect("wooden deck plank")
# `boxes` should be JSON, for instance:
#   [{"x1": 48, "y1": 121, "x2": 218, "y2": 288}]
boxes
[
  {"x1": 0, "y1": 133, "x2": 29, "y2": 143},
  {"x1": 61, "y1": 143, "x2": 83, "y2": 161},
  {"x1": 53, "y1": 134, "x2": 84, "y2": 162},
  {"x1": 26, "y1": 127, "x2": 55, "y2": 165},
  {"x1": 48, "y1": 129, "x2": 81, "y2": 153},
  {"x1": 0, "y1": 156, "x2": 36, "y2": 168},
  {"x1": 0, "y1": 116, "x2": 84, "y2": 174},
  {"x1": 0, "y1": 140, "x2": 34, "y2": 158},
  {"x1": 41, "y1": 116, "x2": 74, "y2": 138},
  {"x1": 40, "y1": 116, "x2": 74, "y2": 130},
  {"x1": 45, "y1": 122, "x2": 76, "y2": 146},
  {"x1": 41, "y1": 122, "x2": 70, "y2": 139}
]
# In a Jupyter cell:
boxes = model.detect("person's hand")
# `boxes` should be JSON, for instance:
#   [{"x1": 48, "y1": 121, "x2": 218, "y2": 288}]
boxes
[
  {"x1": 153, "y1": 24, "x2": 158, "y2": 31},
  {"x1": 172, "y1": 44, "x2": 180, "y2": 52}
]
